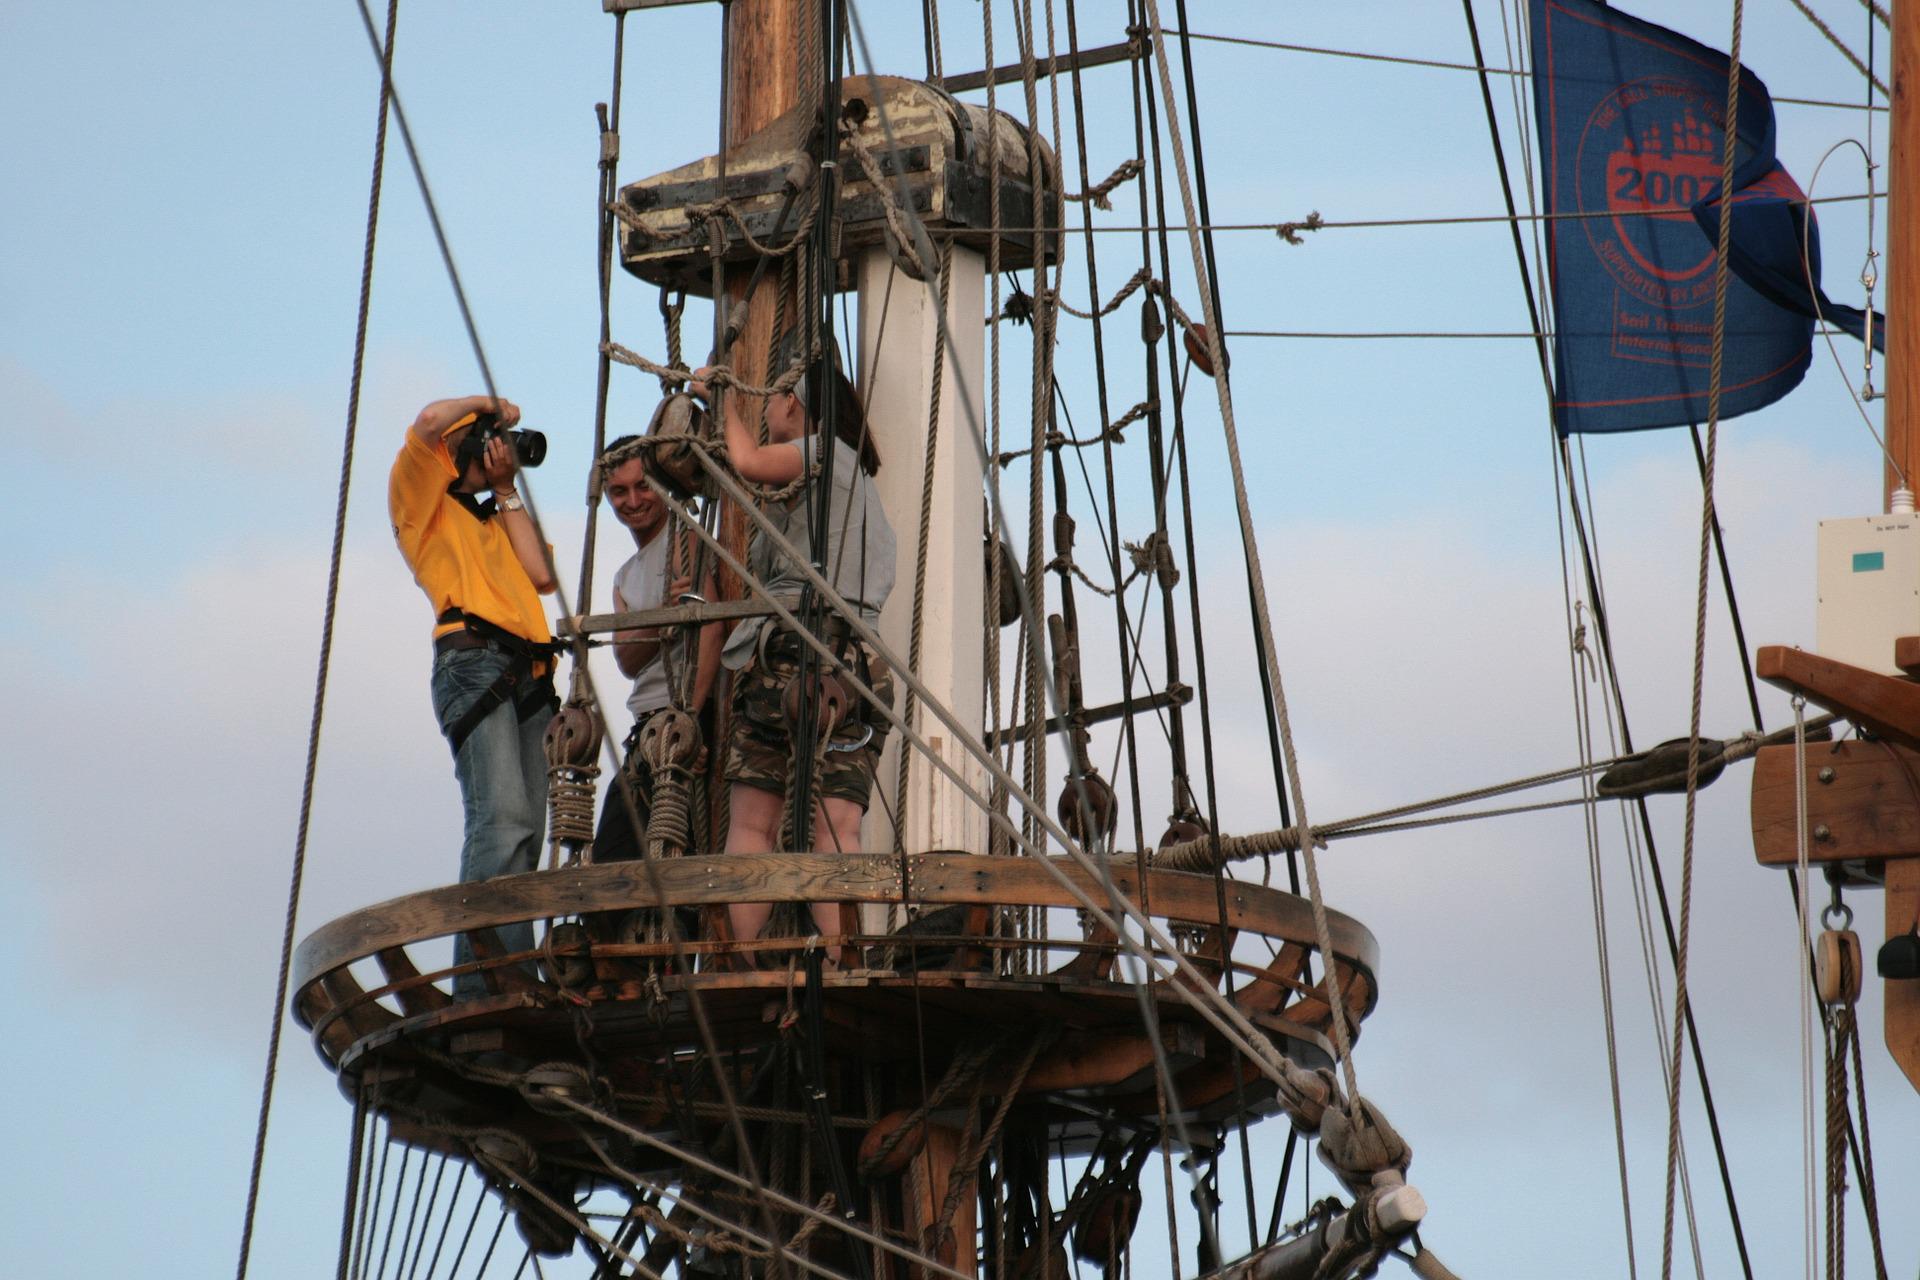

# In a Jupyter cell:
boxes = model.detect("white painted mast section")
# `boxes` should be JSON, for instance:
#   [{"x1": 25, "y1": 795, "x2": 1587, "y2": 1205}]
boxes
[{"x1": 857, "y1": 246, "x2": 989, "y2": 859}]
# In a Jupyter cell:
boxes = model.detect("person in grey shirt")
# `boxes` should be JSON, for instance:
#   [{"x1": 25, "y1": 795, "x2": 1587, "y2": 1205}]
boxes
[
  {"x1": 591, "y1": 436, "x2": 722, "y2": 863},
  {"x1": 689, "y1": 353, "x2": 896, "y2": 953}
]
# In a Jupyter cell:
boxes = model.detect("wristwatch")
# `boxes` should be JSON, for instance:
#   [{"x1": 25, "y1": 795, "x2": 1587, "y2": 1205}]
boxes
[{"x1": 496, "y1": 492, "x2": 525, "y2": 513}]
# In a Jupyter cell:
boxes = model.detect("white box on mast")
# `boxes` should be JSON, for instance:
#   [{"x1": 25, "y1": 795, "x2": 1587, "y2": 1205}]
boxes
[{"x1": 1816, "y1": 513, "x2": 1920, "y2": 675}]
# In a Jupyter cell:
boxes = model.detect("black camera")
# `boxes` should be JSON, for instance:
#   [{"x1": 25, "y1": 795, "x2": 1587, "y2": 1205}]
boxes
[{"x1": 456, "y1": 411, "x2": 547, "y2": 470}]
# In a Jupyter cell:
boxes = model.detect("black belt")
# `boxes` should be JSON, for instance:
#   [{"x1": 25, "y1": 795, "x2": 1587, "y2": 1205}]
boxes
[
  {"x1": 434, "y1": 609, "x2": 558, "y2": 756},
  {"x1": 434, "y1": 628, "x2": 508, "y2": 655}
]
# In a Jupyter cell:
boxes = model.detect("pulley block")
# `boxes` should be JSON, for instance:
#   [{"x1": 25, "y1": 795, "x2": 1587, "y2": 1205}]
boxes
[
  {"x1": 1058, "y1": 773, "x2": 1118, "y2": 846},
  {"x1": 1815, "y1": 928, "x2": 1863, "y2": 1005},
  {"x1": 857, "y1": 1108, "x2": 928, "y2": 1180},
  {"x1": 543, "y1": 701, "x2": 603, "y2": 770},
  {"x1": 641, "y1": 393, "x2": 713, "y2": 500},
  {"x1": 637, "y1": 706, "x2": 704, "y2": 772}
]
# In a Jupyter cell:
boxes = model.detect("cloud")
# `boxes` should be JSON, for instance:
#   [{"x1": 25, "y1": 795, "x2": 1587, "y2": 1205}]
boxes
[{"x1": 0, "y1": 495, "x2": 633, "y2": 1050}]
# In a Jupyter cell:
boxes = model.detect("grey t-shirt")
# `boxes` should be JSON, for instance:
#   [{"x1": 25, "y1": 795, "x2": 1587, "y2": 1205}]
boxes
[
  {"x1": 616, "y1": 532, "x2": 672, "y2": 718},
  {"x1": 722, "y1": 433, "x2": 896, "y2": 669}
]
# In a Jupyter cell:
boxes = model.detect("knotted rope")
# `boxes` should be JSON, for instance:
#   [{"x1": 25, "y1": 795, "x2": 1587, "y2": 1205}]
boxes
[{"x1": 1063, "y1": 158, "x2": 1143, "y2": 210}]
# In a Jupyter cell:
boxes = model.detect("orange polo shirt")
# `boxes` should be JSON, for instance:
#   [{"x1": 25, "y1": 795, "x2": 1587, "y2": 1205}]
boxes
[{"x1": 388, "y1": 429, "x2": 552, "y2": 652}]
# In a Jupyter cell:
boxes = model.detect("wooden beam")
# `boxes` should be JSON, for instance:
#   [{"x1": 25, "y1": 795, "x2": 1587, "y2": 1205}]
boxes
[
  {"x1": 1756, "y1": 645, "x2": 1920, "y2": 752},
  {"x1": 987, "y1": 683, "x2": 1192, "y2": 750},
  {"x1": 292, "y1": 853, "x2": 1380, "y2": 1012},
  {"x1": 1889, "y1": 859, "x2": 1920, "y2": 1091},
  {"x1": 1751, "y1": 741, "x2": 1920, "y2": 864},
  {"x1": 556, "y1": 598, "x2": 773, "y2": 637},
  {"x1": 908, "y1": 1125, "x2": 973, "y2": 1269},
  {"x1": 1016, "y1": 1024, "x2": 1202, "y2": 1094},
  {"x1": 375, "y1": 946, "x2": 452, "y2": 1016},
  {"x1": 941, "y1": 40, "x2": 1139, "y2": 94},
  {"x1": 1895, "y1": 634, "x2": 1920, "y2": 676}
]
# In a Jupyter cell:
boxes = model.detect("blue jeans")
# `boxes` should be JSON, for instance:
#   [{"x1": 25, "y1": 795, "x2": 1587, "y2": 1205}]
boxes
[{"x1": 430, "y1": 646, "x2": 554, "y2": 995}]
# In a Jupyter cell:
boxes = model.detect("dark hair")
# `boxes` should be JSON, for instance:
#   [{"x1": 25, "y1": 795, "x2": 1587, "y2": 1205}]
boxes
[
  {"x1": 599, "y1": 434, "x2": 642, "y2": 468},
  {"x1": 805, "y1": 363, "x2": 881, "y2": 476}
]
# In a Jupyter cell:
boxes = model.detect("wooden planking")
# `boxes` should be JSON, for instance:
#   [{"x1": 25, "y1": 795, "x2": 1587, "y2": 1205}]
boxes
[
  {"x1": 1889, "y1": 859, "x2": 1920, "y2": 1092},
  {"x1": 293, "y1": 854, "x2": 1380, "y2": 1008},
  {"x1": 908, "y1": 856, "x2": 1380, "y2": 982},
  {"x1": 1751, "y1": 741, "x2": 1920, "y2": 864},
  {"x1": 1756, "y1": 645, "x2": 1920, "y2": 752}
]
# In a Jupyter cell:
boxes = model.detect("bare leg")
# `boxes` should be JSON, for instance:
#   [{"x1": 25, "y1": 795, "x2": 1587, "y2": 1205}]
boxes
[
  {"x1": 808, "y1": 796, "x2": 868, "y2": 941},
  {"x1": 726, "y1": 782, "x2": 784, "y2": 948}
]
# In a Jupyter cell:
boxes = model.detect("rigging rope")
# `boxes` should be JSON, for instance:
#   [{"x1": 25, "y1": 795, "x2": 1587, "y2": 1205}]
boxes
[
  {"x1": 1473, "y1": 3, "x2": 1751, "y2": 1267},
  {"x1": 1172, "y1": 27, "x2": 1881, "y2": 111},
  {"x1": 781, "y1": 5, "x2": 1320, "y2": 1058},
  {"x1": 234, "y1": 5, "x2": 398, "y2": 1276},
  {"x1": 1783, "y1": 0, "x2": 1889, "y2": 96},
  {"x1": 1662, "y1": 0, "x2": 1748, "y2": 1273},
  {"x1": 1140, "y1": 0, "x2": 1359, "y2": 1100}
]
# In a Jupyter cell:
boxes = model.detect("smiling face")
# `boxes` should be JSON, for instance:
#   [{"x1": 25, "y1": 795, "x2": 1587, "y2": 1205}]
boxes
[{"x1": 603, "y1": 457, "x2": 667, "y2": 542}]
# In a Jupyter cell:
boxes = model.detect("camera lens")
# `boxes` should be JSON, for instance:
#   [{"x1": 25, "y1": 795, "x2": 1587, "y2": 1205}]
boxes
[{"x1": 509, "y1": 429, "x2": 547, "y2": 468}]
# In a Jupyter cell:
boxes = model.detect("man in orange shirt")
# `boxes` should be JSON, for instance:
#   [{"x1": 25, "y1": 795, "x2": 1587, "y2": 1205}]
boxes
[{"x1": 389, "y1": 394, "x2": 557, "y2": 994}]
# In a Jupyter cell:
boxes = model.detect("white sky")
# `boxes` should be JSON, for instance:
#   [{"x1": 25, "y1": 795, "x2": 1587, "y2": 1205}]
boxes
[{"x1": 3, "y1": 1, "x2": 1915, "y2": 1276}]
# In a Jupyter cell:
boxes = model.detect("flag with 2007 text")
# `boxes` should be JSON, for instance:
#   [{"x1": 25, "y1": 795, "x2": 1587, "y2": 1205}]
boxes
[{"x1": 1531, "y1": 0, "x2": 1834, "y2": 434}]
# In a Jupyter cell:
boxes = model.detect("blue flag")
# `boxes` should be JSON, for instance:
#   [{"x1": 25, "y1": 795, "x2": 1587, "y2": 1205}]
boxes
[
  {"x1": 1532, "y1": 0, "x2": 1812, "y2": 434},
  {"x1": 1691, "y1": 170, "x2": 1886, "y2": 353}
]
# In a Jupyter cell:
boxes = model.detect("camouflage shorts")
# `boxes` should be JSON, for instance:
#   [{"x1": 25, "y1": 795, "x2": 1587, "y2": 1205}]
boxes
[{"x1": 722, "y1": 638, "x2": 894, "y2": 808}]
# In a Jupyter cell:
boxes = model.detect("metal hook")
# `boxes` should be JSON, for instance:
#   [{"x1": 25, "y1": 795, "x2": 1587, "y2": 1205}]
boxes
[
  {"x1": 827, "y1": 722, "x2": 875, "y2": 754},
  {"x1": 1824, "y1": 873, "x2": 1853, "y2": 931}
]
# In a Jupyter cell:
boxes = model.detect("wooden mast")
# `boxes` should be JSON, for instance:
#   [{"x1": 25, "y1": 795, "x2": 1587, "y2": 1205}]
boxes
[
  {"x1": 717, "y1": 0, "x2": 803, "y2": 599},
  {"x1": 721, "y1": 6, "x2": 983, "y2": 1269},
  {"x1": 723, "y1": 0, "x2": 803, "y2": 377},
  {"x1": 1882, "y1": 0, "x2": 1920, "y2": 1091},
  {"x1": 1753, "y1": 0, "x2": 1920, "y2": 1093}
]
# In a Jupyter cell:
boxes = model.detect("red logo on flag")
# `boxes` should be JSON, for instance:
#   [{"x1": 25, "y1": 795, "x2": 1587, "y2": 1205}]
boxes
[{"x1": 1576, "y1": 77, "x2": 1725, "y2": 306}]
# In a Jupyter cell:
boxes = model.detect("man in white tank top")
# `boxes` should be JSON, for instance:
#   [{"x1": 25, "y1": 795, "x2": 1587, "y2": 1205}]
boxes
[{"x1": 592, "y1": 438, "x2": 721, "y2": 861}]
